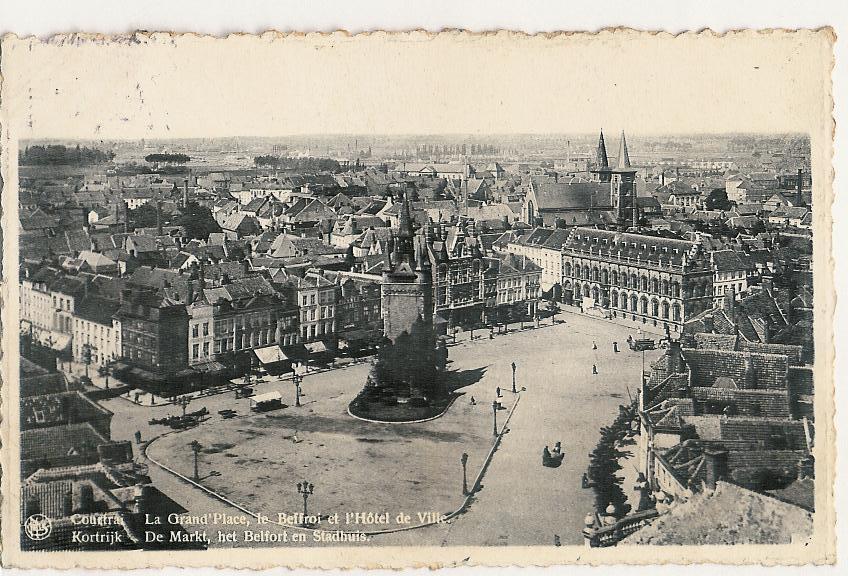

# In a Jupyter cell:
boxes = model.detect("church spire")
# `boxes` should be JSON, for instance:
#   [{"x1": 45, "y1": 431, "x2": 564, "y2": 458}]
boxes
[
  {"x1": 596, "y1": 129, "x2": 609, "y2": 168},
  {"x1": 616, "y1": 130, "x2": 631, "y2": 170}
]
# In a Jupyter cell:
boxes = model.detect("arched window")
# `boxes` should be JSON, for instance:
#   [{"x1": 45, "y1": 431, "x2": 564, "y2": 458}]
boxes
[
  {"x1": 601, "y1": 269, "x2": 609, "y2": 284},
  {"x1": 592, "y1": 267, "x2": 599, "y2": 282},
  {"x1": 583, "y1": 284, "x2": 590, "y2": 297},
  {"x1": 611, "y1": 290, "x2": 618, "y2": 307},
  {"x1": 584, "y1": 266, "x2": 590, "y2": 280},
  {"x1": 651, "y1": 278, "x2": 659, "y2": 294},
  {"x1": 651, "y1": 299, "x2": 659, "y2": 317},
  {"x1": 662, "y1": 301, "x2": 670, "y2": 319},
  {"x1": 641, "y1": 275, "x2": 648, "y2": 292},
  {"x1": 671, "y1": 281, "x2": 680, "y2": 298},
  {"x1": 620, "y1": 292, "x2": 628, "y2": 310},
  {"x1": 662, "y1": 279, "x2": 669, "y2": 295},
  {"x1": 631, "y1": 294, "x2": 638, "y2": 312},
  {"x1": 672, "y1": 304, "x2": 681, "y2": 321},
  {"x1": 591, "y1": 286, "x2": 600, "y2": 302},
  {"x1": 564, "y1": 262, "x2": 572, "y2": 277},
  {"x1": 611, "y1": 271, "x2": 619, "y2": 285},
  {"x1": 640, "y1": 296, "x2": 648, "y2": 314}
]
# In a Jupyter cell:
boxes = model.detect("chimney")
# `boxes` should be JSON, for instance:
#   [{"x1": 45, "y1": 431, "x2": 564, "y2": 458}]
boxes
[
  {"x1": 704, "y1": 448, "x2": 729, "y2": 489},
  {"x1": 661, "y1": 171, "x2": 665, "y2": 186},
  {"x1": 723, "y1": 286, "x2": 736, "y2": 316},
  {"x1": 667, "y1": 339, "x2": 684, "y2": 373},
  {"x1": 79, "y1": 483, "x2": 96, "y2": 513},
  {"x1": 796, "y1": 168, "x2": 804, "y2": 207},
  {"x1": 761, "y1": 274, "x2": 774, "y2": 295},
  {"x1": 133, "y1": 484, "x2": 154, "y2": 515},
  {"x1": 62, "y1": 488, "x2": 74, "y2": 516},
  {"x1": 744, "y1": 354, "x2": 757, "y2": 389}
]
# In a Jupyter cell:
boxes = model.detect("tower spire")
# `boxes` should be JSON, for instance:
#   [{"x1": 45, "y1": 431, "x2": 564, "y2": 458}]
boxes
[
  {"x1": 395, "y1": 192, "x2": 416, "y2": 263},
  {"x1": 617, "y1": 130, "x2": 631, "y2": 170},
  {"x1": 596, "y1": 129, "x2": 609, "y2": 169}
]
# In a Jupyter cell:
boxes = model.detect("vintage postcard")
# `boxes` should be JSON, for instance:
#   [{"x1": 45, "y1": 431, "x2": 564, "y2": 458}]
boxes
[{"x1": 0, "y1": 30, "x2": 836, "y2": 568}]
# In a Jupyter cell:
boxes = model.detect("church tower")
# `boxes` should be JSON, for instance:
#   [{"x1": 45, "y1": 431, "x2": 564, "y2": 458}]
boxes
[
  {"x1": 610, "y1": 130, "x2": 638, "y2": 230},
  {"x1": 381, "y1": 193, "x2": 434, "y2": 342},
  {"x1": 591, "y1": 129, "x2": 612, "y2": 183}
]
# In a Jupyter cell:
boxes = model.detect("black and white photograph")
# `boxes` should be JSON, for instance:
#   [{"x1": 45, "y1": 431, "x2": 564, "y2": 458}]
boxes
[{"x1": 0, "y1": 28, "x2": 835, "y2": 568}]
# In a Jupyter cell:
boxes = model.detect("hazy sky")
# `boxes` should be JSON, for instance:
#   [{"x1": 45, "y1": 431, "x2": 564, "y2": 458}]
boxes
[{"x1": 1, "y1": 30, "x2": 833, "y2": 140}]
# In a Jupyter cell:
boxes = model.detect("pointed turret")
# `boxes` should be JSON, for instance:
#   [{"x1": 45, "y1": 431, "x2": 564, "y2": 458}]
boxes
[
  {"x1": 396, "y1": 192, "x2": 415, "y2": 261},
  {"x1": 616, "y1": 130, "x2": 632, "y2": 170},
  {"x1": 596, "y1": 129, "x2": 609, "y2": 168}
]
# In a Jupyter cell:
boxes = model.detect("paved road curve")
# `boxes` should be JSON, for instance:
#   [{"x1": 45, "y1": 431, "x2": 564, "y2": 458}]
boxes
[{"x1": 102, "y1": 313, "x2": 660, "y2": 547}]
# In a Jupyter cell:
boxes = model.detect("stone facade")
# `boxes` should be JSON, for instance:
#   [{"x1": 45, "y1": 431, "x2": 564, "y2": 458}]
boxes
[{"x1": 562, "y1": 228, "x2": 714, "y2": 331}]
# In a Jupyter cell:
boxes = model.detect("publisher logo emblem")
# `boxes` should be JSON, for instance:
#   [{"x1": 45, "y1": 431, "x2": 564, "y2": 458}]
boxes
[{"x1": 24, "y1": 514, "x2": 52, "y2": 541}]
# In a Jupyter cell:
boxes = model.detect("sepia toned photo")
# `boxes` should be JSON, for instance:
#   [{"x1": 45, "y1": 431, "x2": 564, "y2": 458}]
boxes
[{"x1": 0, "y1": 30, "x2": 836, "y2": 568}]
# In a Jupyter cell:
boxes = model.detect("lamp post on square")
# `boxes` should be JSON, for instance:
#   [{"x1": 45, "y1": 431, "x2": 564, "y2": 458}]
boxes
[
  {"x1": 293, "y1": 372, "x2": 303, "y2": 407},
  {"x1": 189, "y1": 440, "x2": 202, "y2": 481},
  {"x1": 511, "y1": 361, "x2": 517, "y2": 394},
  {"x1": 460, "y1": 452, "x2": 469, "y2": 495},
  {"x1": 297, "y1": 480, "x2": 314, "y2": 525},
  {"x1": 492, "y1": 399, "x2": 499, "y2": 436}
]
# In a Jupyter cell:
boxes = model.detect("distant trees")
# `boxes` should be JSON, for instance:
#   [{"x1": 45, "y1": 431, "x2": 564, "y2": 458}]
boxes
[
  {"x1": 19, "y1": 144, "x2": 115, "y2": 166},
  {"x1": 254, "y1": 155, "x2": 341, "y2": 172},
  {"x1": 127, "y1": 204, "x2": 160, "y2": 230},
  {"x1": 178, "y1": 202, "x2": 221, "y2": 240},
  {"x1": 144, "y1": 153, "x2": 190, "y2": 164},
  {"x1": 705, "y1": 188, "x2": 732, "y2": 211},
  {"x1": 587, "y1": 403, "x2": 636, "y2": 518}
]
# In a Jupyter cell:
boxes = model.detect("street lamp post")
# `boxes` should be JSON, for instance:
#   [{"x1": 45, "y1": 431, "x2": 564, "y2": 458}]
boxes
[
  {"x1": 492, "y1": 399, "x2": 499, "y2": 436},
  {"x1": 461, "y1": 452, "x2": 469, "y2": 495},
  {"x1": 176, "y1": 396, "x2": 191, "y2": 418},
  {"x1": 297, "y1": 480, "x2": 314, "y2": 525},
  {"x1": 190, "y1": 440, "x2": 202, "y2": 481},
  {"x1": 511, "y1": 361, "x2": 517, "y2": 394},
  {"x1": 293, "y1": 372, "x2": 302, "y2": 407}
]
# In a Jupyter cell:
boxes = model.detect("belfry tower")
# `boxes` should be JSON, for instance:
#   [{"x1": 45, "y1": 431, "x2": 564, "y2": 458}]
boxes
[
  {"x1": 610, "y1": 130, "x2": 638, "y2": 229},
  {"x1": 381, "y1": 193, "x2": 434, "y2": 342}
]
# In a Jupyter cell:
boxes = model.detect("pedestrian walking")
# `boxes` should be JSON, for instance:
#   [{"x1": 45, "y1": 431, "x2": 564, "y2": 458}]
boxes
[
  {"x1": 134, "y1": 430, "x2": 142, "y2": 444},
  {"x1": 592, "y1": 340, "x2": 597, "y2": 350},
  {"x1": 592, "y1": 364, "x2": 598, "y2": 375},
  {"x1": 496, "y1": 386, "x2": 502, "y2": 398},
  {"x1": 613, "y1": 341, "x2": 619, "y2": 353}
]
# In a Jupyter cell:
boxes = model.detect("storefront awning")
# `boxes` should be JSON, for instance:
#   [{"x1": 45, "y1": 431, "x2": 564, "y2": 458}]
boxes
[
  {"x1": 192, "y1": 360, "x2": 227, "y2": 373},
  {"x1": 250, "y1": 391, "x2": 282, "y2": 405},
  {"x1": 339, "y1": 329, "x2": 372, "y2": 343},
  {"x1": 254, "y1": 345, "x2": 289, "y2": 365},
  {"x1": 305, "y1": 341, "x2": 328, "y2": 354}
]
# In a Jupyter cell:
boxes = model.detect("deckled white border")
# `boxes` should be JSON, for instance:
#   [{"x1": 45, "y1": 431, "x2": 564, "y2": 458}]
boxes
[{"x1": 0, "y1": 4, "x2": 844, "y2": 573}]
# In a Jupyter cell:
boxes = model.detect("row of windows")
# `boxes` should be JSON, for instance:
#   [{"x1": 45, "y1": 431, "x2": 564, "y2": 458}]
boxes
[
  {"x1": 301, "y1": 321, "x2": 334, "y2": 340},
  {"x1": 566, "y1": 263, "x2": 682, "y2": 297}
]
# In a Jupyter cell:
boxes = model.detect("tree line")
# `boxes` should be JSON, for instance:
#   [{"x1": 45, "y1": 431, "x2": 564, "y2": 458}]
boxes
[
  {"x1": 145, "y1": 153, "x2": 191, "y2": 164},
  {"x1": 20, "y1": 144, "x2": 115, "y2": 166},
  {"x1": 254, "y1": 155, "x2": 342, "y2": 172}
]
